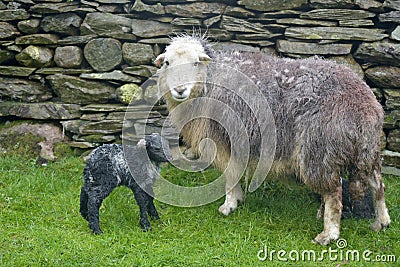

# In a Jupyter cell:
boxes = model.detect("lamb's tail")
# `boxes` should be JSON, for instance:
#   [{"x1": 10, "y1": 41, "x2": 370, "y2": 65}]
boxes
[{"x1": 79, "y1": 187, "x2": 89, "y2": 220}]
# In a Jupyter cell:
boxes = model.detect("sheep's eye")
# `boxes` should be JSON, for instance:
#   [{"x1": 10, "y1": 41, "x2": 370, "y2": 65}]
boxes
[
  {"x1": 164, "y1": 61, "x2": 169, "y2": 66},
  {"x1": 193, "y1": 61, "x2": 200, "y2": 67}
]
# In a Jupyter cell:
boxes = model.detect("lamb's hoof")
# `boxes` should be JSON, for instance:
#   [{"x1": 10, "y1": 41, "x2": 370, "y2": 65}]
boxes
[
  {"x1": 92, "y1": 229, "x2": 103, "y2": 235},
  {"x1": 312, "y1": 231, "x2": 339, "y2": 246},
  {"x1": 218, "y1": 203, "x2": 235, "y2": 216},
  {"x1": 142, "y1": 225, "x2": 152, "y2": 232}
]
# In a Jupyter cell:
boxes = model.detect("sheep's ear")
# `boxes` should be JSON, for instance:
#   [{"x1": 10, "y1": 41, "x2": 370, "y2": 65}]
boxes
[
  {"x1": 137, "y1": 139, "x2": 147, "y2": 149},
  {"x1": 154, "y1": 53, "x2": 166, "y2": 67},
  {"x1": 199, "y1": 53, "x2": 211, "y2": 65}
]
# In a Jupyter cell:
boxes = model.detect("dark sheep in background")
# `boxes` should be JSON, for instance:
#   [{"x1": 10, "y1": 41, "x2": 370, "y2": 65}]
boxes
[
  {"x1": 80, "y1": 133, "x2": 172, "y2": 234},
  {"x1": 155, "y1": 34, "x2": 390, "y2": 245}
]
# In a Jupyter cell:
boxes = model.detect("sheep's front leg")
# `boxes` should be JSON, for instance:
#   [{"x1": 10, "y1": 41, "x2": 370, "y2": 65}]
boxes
[
  {"x1": 131, "y1": 186, "x2": 152, "y2": 231},
  {"x1": 313, "y1": 185, "x2": 342, "y2": 245},
  {"x1": 219, "y1": 182, "x2": 243, "y2": 216}
]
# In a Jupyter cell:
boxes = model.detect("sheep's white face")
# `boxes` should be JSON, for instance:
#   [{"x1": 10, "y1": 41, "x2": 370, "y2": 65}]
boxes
[{"x1": 155, "y1": 40, "x2": 211, "y2": 102}]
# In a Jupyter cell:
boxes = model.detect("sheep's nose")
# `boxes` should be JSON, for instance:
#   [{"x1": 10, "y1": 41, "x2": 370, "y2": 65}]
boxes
[{"x1": 175, "y1": 87, "x2": 186, "y2": 95}]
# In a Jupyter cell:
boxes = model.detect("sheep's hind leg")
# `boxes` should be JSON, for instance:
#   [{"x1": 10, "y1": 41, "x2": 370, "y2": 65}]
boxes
[
  {"x1": 219, "y1": 182, "x2": 243, "y2": 216},
  {"x1": 80, "y1": 187, "x2": 89, "y2": 220},
  {"x1": 369, "y1": 171, "x2": 390, "y2": 231},
  {"x1": 313, "y1": 184, "x2": 342, "y2": 246},
  {"x1": 87, "y1": 191, "x2": 104, "y2": 234}
]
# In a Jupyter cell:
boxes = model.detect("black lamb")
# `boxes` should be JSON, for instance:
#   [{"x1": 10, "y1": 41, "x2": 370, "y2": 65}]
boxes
[{"x1": 80, "y1": 133, "x2": 172, "y2": 234}]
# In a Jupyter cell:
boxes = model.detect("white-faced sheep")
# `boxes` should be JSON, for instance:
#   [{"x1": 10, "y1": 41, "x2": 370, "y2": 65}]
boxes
[
  {"x1": 79, "y1": 133, "x2": 172, "y2": 233},
  {"x1": 154, "y1": 34, "x2": 390, "y2": 245}
]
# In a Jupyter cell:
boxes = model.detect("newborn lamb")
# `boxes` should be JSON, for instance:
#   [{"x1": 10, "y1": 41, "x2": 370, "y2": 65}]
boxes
[{"x1": 80, "y1": 133, "x2": 172, "y2": 234}]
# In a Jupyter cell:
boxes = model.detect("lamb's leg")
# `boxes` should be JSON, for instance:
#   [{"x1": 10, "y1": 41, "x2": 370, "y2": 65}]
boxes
[
  {"x1": 80, "y1": 187, "x2": 89, "y2": 220},
  {"x1": 219, "y1": 182, "x2": 243, "y2": 216},
  {"x1": 313, "y1": 185, "x2": 342, "y2": 246},
  {"x1": 131, "y1": 185, "x2": 152, "y2": 231},
  {"x1": 369, "y1": 171, "x2": 390, "y2": 231},
  {"x1": 147, "y1": 194, "x2": 160, "y2": 220},
  {"x1": 87, "y1": 190, "x2": 104, "y2": 234}
]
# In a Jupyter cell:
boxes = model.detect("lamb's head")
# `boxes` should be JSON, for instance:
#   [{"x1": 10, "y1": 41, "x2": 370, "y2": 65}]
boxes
[
  {"x1": 155, "y1": 36, "x2": 211, "y2": 103},
  {"x1": 138, "y1": 133, "x2": 173, "y2": 163}
]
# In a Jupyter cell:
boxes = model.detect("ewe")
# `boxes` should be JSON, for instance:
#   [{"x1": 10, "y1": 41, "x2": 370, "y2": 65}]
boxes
[{"x1": 155, "y1": 34, "x2": 390, "y2": 245}]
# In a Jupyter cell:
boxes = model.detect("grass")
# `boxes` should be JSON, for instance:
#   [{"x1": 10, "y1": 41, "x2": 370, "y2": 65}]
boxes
[{"x1": 0, "y1": 155, "x2": 399, "y2": 266}]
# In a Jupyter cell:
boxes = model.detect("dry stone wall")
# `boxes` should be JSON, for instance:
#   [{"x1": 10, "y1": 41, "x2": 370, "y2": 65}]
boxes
[{"x1": 0, "y1": 0, "x2": 400, "y2": 172}]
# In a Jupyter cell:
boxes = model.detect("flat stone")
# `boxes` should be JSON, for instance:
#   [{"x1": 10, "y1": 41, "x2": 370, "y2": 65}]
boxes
[
  {"x1": 232, "y1": 39, "x2": 275, "y2": 47},
  {"x1": 0, "y1": 77, "x2": 52, "y2": 102},
  {"x1": 382, "y1": 150, "x2": 400, "y2": 168},
  {"x1": 276, "y1": 18, "x2": 337, "y2": 26},
  {"x1": 301, "y1": 9, "x2": 375, "y2": 20},
  {"x1": 122, "y1": 42, "x2": 154, "y2": 66},
  {"x1": 81, "y1": 113, "x2": 106, "y2": 121},
  {"x1": 384, "y1": 89, "x2": 400, "y2": 109},
  {"x1": 213, "y1": 42, "x2": 260, "y2": 52},
  {"x1": 366, "y1": 67, "x2": 400, "y2": 88},
  {"x1": 54, "y1": 46, "x2": 82, "y2": 68},
  {"x1": 0, "y1": 22, "x2": 19, "y2": 39},
  {"x1": 379, "y1": 11, "x2": 400, "y2": 23},
  {"x1": 69, "y1": 141, "x2": 97, "y2": 149},
  {"x1": 224, "y1": 6, "x2": 255, "y2": 18},
  {"x1": 382, "y1": 166, "x2": 400, "y2": 176},
  {"x1": 36, "y1": 68, "x2": 92, "y2": 75},
  {"x1": 387, "y1": 129, "x2": 400, "y2": 152},
  {"x1": 238, "y1": 0, "x2": 307, "y2": 11},
  {"x1": 60, "y1": 120, "x2": 88, "y2": 135},
  {"x1": 203, "y1": 15, "x2": 221, "y2": 27},
  {"x1": 384, "y1": 110, "x2": 400, "y2": 129},
  {"x1": 5, "y1": 102, "x2": 81, "y2": 119},
  {"x1": 17, "y1": 19, "x2": 40, "y2": 34},
  {"x1": 0, "y1": 9, "x2": 29, "y2": 21},
  {"x1": 171, "y1": 17, "x2": 201, "y2": 26},
  {"x1": 338, "y1": 19, "x2": 374, "y2": 27},
  {"x1": 285, "y1": 27, "x2": 387, "y2": 41},
  {"x1": 40, "y1": 13, "x2": 82, "y2": 35},
  {"x1": 391, "y1": 26, "x2": 400, "y2": 41},
  {"x1": 80, "y1": 103, "x2": 154, "y2": 112},
  {"x1": 165, "y1": 2, "x2": 226, "y2": 18},
  {"x1": 236, "y1": 32, "x2": 281, "y2": 40},
  {"x1": 206, "y1": 29, "x2": 233, "y2": 41},
  {"x1": 30, "y1": 2, "x2": 95, "y2": 14},
  {"x1": 122, "y1": 65, "x2": 157, "y2": 77},
  {"x1": 138, "y1": 37, "x2": 171, "y2": 44},
  {"x1": 115, "y1": 83, "x2": 142, "y2": 104},
  {"x1": 355, "y1": 0, "x2": 383, "y2": 10},
  {"x1": 84, "y1": 38, "x2": 122, "y2": 72},
  {"x1": 80, "y1": 70, "x2": 141, "y2": 83},
  {"x1": 58, "y1": 35, "x2": 97, "y2": 45},
  {"x1": 80, "y1": 12, "x2": 135, "y2": 40},
  {"x1": 96, "y1": 4, "x2": 124, "y2": 13},
  {"x1": 74, "y1": 134, "x2": 116, "y2": 143},
  {"x1": 47, "y1": 74, "x2": 116, "y2": 104},
  {"x1": 0, "y1": 66, "x2": 36, "y2": 77},
  {"x1": 16, "y1": 45, "x2": 53, "y2": 67},
  {"x1": 15, "y1": 34, "x2": 59, "y2": 45},
  {"x1": 0, "y1": 49, "x2": 15, "y2": 64},
  {"x1": 130, "y1": 0, "x2": 165, "y2": 14},
  {"x1": 383, "y1": 0, "x2": 400, "y2": 10},
  {"x1": 310, "y1": 0, "x2": 354, "y2": 8},
  {"x1": 277, "y1": 40, "x2": 352, "y2": 55},
  {"x1": 96, "y1": 0, "x2": 130, "y2": 3},
  {"x1": 131, "y1": 19, "x2": 173, "y2": 38},
  {"x1": 354, "y1": 40, "x2": 400, "y2": 66},
  {"x1": 79, "y1": 120, "x2": 123, "y2": 135},
  {"x1": 221, "y1": 15, "x2": 269, "y2": 33}
]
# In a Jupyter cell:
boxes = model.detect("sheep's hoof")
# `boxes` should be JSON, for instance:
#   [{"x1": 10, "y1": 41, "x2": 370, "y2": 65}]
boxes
[
  {"x1": 142, "y1": 225, "x2": 152, "y2": 232},
  {"x1": 218, "y1": 203, "x2": 235, "y2": 216},
  {"x1": 92, "y1": 229, "x2": 103, "y2": 235},
  {"x1": 150, "y1": 214, "x2": 160, "y2": 220},
  {"x1": 312, "y1": 231, "x2": 339, "y2": 246},
  {"x1": 370, "y1": 220, "x2": 390, "y2": 232}
]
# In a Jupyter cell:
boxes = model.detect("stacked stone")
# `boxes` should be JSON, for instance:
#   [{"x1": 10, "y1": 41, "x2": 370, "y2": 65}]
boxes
[{"x1": 0, "y1": 0, "x2": 399, "y2": 171}]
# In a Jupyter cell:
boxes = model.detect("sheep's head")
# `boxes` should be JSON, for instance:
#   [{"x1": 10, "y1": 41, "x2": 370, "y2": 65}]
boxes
[
  {"x1": 140, "y1": 133, "x2": 173, "y2": 163},
  {"x1": 155, "y1": 36, "x2": 211, "y2": 102}
]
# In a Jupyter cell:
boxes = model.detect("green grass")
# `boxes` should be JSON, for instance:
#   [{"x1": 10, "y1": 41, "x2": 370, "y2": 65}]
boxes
[{"x1": 0, "y1": 156, "x2": 399, "y2": 266}]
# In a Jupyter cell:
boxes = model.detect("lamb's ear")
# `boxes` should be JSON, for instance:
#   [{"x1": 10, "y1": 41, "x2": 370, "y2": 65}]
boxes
[
  {"x1": 154, "y1": 53, "x2": 166, "y2": 67},
  {"x1": 137, "y1": 139, "x2": 147, "y2": 149},
  {"x1": 199, "y1": 53, "x2": 211, "y2": 65}
]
